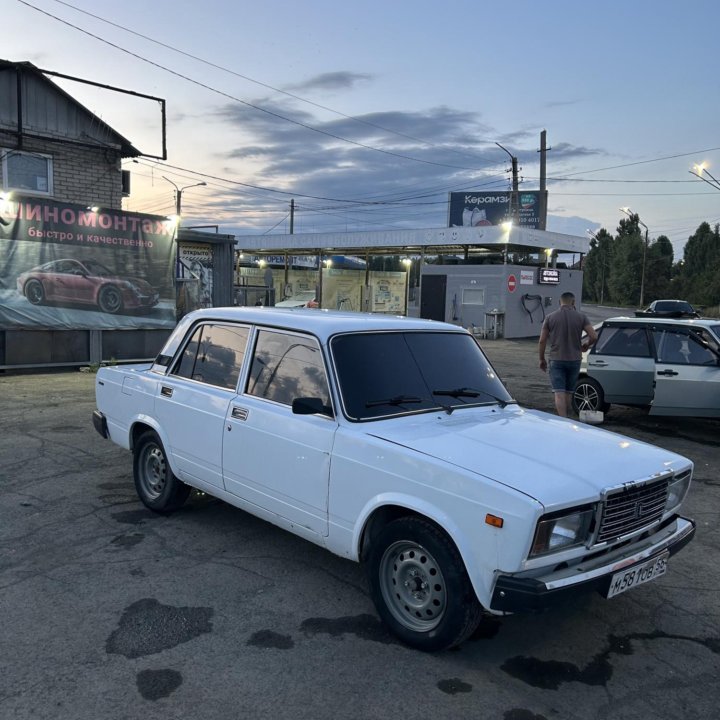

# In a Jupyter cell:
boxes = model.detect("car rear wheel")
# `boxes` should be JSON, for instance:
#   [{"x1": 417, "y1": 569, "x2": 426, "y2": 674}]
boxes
[
  {"x1": 98, "y1": 285, "x2": 123, "y2": 314},
  {"x1": 133, "y1": 430, "x2": 190, "y2": 513},
  {"x1": 25, "y1": 279, "x2": 45, "y2": 305},
  {"x1": 573, "y1": 376, "x2": 610, "y2": 413},
  {"x1": 366, "y1": 516, "x2": 482, "y2": 651}
]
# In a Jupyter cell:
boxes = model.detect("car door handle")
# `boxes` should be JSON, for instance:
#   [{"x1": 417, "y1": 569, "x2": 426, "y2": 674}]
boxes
[
  {"x1": 231, "y1": 406, "x2": 249, "y2": 421},
  {"x1": 160, "y1": 386, "x2": 173, "y2": 397},
  {"x1": 588, "y1": 360, "x2": 608, "y2": 367},
  {"x1": 657, "y1": 369, "x2": 679, "y2": 377}
]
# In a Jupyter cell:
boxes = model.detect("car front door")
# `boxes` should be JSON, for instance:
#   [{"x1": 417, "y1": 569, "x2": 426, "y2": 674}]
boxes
[
  {"x1": 650, "y1": 326, "x2": 720, "y2": 417},
  {"x1": 222, "y1": 329, "x2": 336, "y2": 536},
  {"x1": 587, "y1": 324, "x2": 655, "y2": 405}
]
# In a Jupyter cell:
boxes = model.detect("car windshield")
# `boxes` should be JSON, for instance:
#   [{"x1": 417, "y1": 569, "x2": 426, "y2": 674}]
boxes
[{"x1": 331, "y1": 331, "x2": 513, "y2": 421}]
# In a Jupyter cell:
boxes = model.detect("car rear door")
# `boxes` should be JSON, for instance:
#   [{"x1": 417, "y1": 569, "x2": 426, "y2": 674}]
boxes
[
  {"x1": 154, "y1": 321, "x2": 251, "y2": 490},
  {"x1": 222, "y1": 328, "x2": 336, "y2": 536},
  {"x1": 650, "y1": 326, "x2": 720, "y2": 417},
  {"x1": 586, "y1": 323, "x2": 655, "y2": 405}
]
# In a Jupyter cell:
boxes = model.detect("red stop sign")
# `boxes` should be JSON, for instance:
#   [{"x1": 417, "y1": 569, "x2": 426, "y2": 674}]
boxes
[{"x1": 507, "y1": 274, "x2": 517, "y2": 292}]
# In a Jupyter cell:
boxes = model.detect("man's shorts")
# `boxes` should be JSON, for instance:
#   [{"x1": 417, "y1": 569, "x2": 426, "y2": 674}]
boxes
[{"x1": 549, "y1": 360, "x2": 581, "y2": 393}]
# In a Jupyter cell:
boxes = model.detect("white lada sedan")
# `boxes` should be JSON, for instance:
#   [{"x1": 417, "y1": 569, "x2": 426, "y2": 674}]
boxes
[{"x1": 93, "y1": 308, "x2": 696, "y2": 651}]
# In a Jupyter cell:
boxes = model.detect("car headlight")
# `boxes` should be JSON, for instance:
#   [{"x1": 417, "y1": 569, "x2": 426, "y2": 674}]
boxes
[
  {"x1": 665, "y1": 470, "x2": 692, "y2": 512},
  {"x1": 530, "y1": 507, "x2": 595, "y2": 557}
]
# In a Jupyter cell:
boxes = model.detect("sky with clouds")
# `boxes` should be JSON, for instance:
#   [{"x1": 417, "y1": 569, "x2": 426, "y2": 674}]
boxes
[{"x1": 4, "y1": 0, "x2": 720, "y2": 257}]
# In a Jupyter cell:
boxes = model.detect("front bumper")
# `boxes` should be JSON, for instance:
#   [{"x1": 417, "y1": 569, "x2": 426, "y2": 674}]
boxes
[{"x1": 490, "y1": 515, "x2": 696, "y2": 613}]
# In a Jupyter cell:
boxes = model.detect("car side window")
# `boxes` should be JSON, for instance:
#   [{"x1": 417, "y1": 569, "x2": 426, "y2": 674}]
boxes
[
  {"x1": 246, "y1": 330, "x2": 330, "y2": 408},
  {"x1": 172, "y1": 323, "x2": 249, "y2": 389},
  {"x1": 653, "y1": 328, "x2": 717, "y2": 365},
  {"x1": 594, "y1": 326, "x2": 651, "y2": 357}
]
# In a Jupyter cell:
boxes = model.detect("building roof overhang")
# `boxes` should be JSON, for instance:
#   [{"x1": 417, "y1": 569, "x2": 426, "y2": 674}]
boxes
[{"x1": 235, "y1": 225, "x2": 589, "y2": 256}]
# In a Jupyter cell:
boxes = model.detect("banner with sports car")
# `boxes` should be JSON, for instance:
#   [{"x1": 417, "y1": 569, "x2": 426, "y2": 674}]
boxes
[{"x1": 0, "y1": 194, "x2": 177, "y2": 330}]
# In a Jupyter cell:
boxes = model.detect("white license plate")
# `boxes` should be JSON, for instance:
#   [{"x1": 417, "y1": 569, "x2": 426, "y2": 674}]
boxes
[{"x1": 607, "y1": 552, "x2": 669, "y2": 599}]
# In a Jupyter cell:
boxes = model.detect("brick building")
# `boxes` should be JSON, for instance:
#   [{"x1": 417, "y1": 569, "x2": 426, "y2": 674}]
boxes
[{"x1": 0, "y1": 59, "x2": 138, "y2": 207}]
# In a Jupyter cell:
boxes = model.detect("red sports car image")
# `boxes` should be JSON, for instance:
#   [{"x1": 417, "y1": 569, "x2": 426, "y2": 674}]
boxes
[{"x1": 16, "y1": 258, "x2": 160, "y2": 314}]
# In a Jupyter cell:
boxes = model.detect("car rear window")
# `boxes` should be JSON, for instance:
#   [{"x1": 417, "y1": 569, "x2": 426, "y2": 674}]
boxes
[{"x1": 595, "y1": 326, "x2": 651, "y2": 357}]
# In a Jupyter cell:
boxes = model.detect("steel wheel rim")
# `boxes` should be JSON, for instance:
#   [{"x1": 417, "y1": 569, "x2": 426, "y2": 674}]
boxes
[
  {"x1": 379, "y1": 540, "x2": 446, "y2": 632},
  {"x1": 140, "y1": 443, "x2": 167, "y2": 499},
  {"x1": 574, "y1": 383, "x2": 599, "y2": 411}
]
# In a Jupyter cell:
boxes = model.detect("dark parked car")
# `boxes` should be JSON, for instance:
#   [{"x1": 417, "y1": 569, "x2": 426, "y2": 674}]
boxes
[
  {"x1": 16, "y1": 259, "x2": 159, "y2": 314},
  {"x1": 635, "y1": 300, "x2": 699, "y2": 319}
]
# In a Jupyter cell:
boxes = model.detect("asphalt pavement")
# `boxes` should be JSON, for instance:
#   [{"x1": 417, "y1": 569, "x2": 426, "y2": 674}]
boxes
[{"x1": 1, "y1": 336, "x2": 718, "y2": 720}]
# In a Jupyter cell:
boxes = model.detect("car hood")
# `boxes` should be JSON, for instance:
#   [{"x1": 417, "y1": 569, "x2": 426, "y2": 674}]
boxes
[{"x1": 366, "y1": 405, "x2": 688, "y2": 508}]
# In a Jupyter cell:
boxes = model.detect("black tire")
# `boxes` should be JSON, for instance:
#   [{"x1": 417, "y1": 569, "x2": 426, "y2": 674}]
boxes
[
  {"x1": 366, "y1": 516, "x2": 482, "y2": 651},
  {"x1": 133, "y1": 430, "x2": 190, "y2": 513},
  {"x1": 25, "y1": 279, "x2": 45, "y2": 305},
  {"x1": 573, "y1": 376, "x2": 610, "y2": 414},
  {"x1": 98, "y1": 285, "x2": 123, "y2": 314}
]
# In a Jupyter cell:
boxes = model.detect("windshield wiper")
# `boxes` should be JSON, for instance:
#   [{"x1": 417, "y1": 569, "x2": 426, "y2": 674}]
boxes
[
  {"x1": 433, "y1": 387, "x2": 482, "y2": 398},
  {"x1": 432, "y1": 387, "x2": 509, "y2": 408},
  {"x1": 366, "y1": 395, "x2": 423, "y2": 408}
]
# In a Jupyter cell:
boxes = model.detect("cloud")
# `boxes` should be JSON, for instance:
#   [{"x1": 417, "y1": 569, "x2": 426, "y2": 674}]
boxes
[
  {"x1": 546, "y1": 214, "x2": 598, "y2": 237},
  {"x1": 284, "y1": 71, "x2": 374, "y2": 93},
  {"x1": 543, "y1": 99, "x2": 583, "y2": 108},
  {"x1": 194, "y1": 96, "x2": 608, "y2": 236}
]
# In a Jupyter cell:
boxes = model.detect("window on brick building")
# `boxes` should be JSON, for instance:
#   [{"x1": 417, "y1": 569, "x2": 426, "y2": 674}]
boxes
[{"x1": 1, "y1": 149, "x2": 54, "y2": 196}]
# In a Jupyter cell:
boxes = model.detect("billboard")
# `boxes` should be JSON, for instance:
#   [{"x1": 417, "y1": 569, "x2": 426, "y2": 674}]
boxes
[
  {"x1": 0, "y1": 195, "x2": 177, "y2": 330},
  {"x1": 448, "y1": 191, "x2": 542, "y2": 229}
]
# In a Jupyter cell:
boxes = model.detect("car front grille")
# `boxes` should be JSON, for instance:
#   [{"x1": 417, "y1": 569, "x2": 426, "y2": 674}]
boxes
[{"x1": 596, "y1": 477, "x2": 669, "y2": 544}]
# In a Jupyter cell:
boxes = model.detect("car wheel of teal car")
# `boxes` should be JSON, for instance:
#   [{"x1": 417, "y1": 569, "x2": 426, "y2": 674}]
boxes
[
  {"x1": 367, "y1": 516, "x2": 482, "y2": 651},
  {"x1": 573, "y1": 376, "x2": 610, "y2": 413},
  {"x1": 133, "y1": 430, "x2": 190, "y2": 513}
]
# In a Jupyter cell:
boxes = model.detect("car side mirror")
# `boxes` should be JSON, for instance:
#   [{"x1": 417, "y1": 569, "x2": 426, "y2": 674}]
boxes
[{"x1": 292, "y1": 397, "x2": 333, "y2": 418}]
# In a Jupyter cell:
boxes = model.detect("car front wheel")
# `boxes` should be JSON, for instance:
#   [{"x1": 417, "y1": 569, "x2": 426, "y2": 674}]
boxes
[
  {"x1": 25, "y1": 279, "x2": 45, "y2": 305},
  {"x1": 573, "y1": 376, "x2": 610, "y2": 413},
  {"x1": 133, "y1": 430, "x2": 190, "y2": 513},
  {"x1": 366, "y1": 516, "x2": 482, "y2": 651}
]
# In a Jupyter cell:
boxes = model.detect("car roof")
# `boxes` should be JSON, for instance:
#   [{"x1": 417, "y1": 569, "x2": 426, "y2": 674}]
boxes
[
  {"x1": 604, "y1": 315, "x2": 717, "y2": 329},
  {"x1": 171, "y1": 307, "x2": 465, "y2": 344}
]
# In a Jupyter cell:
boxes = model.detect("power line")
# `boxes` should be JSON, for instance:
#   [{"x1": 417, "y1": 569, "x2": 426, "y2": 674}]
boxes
[
  {"x1": 47, "y1": 0, "x2": 498, "y2": 166},
  {"x1": 19, "y1": 0, "x2": 495, "y2": 172},
  {"x1": 558, "y1": 147, "x2": 720, "y2": 177}
]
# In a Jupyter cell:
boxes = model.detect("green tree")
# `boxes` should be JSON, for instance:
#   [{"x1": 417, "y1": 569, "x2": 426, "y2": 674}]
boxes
[
  {"x1": 643, "y1": 234, "x2": 673, "y2": 302},
  {"x1": 607, "y1": 216, "x2": 643, "y2": 305},
  {"x1": 676, "y1": 222, "x2": 720, "y2": 307},
  {"x1": 582, "y1": 229, "x2": 613, "y2": 303}
]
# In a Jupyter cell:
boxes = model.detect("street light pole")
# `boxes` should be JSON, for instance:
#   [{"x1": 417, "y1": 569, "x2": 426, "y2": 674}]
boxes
[
  {"x1": 619, "y1": 207, "x2": 649, "y2": 307},
  {"x1": 690, "y1": 163, "x2": 720, "y2": 191},
  {"x1": 162, "y1": 176, "x2": 207, "y2": 219}
]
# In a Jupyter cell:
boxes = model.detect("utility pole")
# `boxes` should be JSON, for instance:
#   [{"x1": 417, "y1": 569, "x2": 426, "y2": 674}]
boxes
[
  {"x1": 495, "y1": 143, "x2": 519, "y2": 223},
  {"x1": 289, "y1": 198, "x2": 295, "y2": 234},
  {"x1": 537, "y1": 130, "x2": 551, "y2": 230}
]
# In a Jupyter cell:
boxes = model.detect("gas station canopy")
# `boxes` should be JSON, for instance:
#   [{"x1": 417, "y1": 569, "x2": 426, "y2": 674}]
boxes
[{"x1": 235, "y1": 225, "x2": 590, "y2": 257}]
